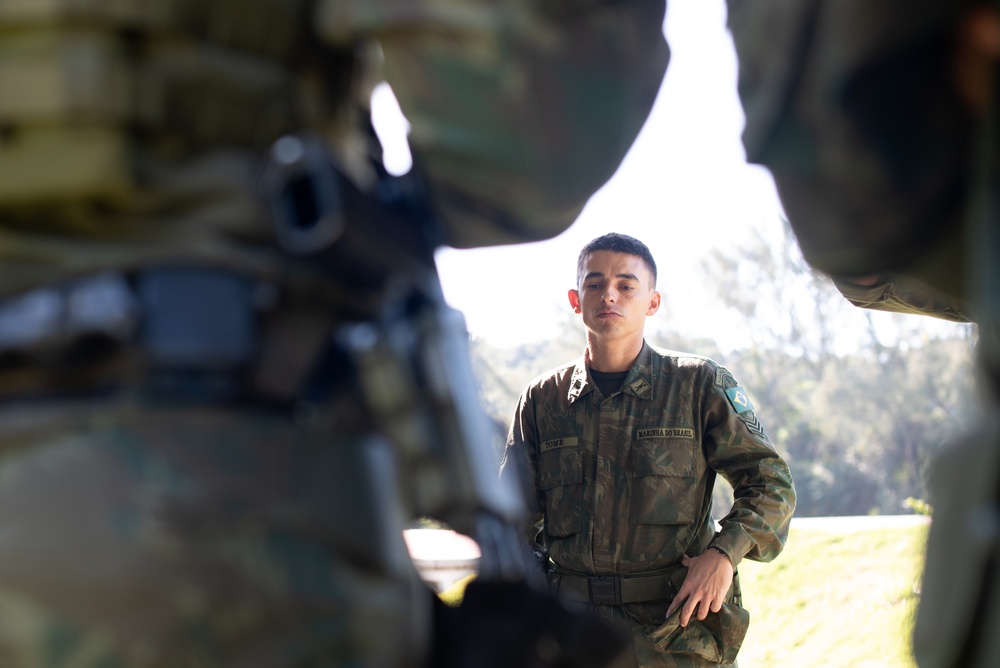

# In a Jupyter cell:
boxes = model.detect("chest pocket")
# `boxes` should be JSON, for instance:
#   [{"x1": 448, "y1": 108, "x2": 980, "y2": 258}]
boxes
[
  {"x1": 536, "y1": 444, "x2": 584, "y2": 538},
  {"x1": 630, "y1": 438, "x2": 700, "y2": 525}
]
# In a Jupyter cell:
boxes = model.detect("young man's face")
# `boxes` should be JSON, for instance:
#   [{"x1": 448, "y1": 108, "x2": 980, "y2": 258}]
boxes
[{"x1": 568, "y1": 250, "x2": 661, "y2": 343}]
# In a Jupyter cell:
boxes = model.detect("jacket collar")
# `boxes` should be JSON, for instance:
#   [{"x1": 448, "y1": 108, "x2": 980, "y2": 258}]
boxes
[{"x1": 566, "y1": 340, "x2": 655, "y2": 404}]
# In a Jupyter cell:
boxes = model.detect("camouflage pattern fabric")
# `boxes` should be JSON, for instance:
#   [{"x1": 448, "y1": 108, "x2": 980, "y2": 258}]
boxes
[
  {"x1": 0, "y1": 0, "x2": 342, "y2": 297},
  {"x1": 829, "y1": 273, "x2": 972, "y2": 323},
  {"x1": 726, "y1": 0, "x2": 975, "y2": 306},
  {"x1": 642, "y1": 565, "x2": 748, "y2": 666},
  {"x1": 0, "y1": 391, "x2": 431, "y2": 667},
  {"x1": 500, "y1": 342, "x2": 795, "y2": 666},
  {"x1": 318, "y1": 0, "x2": 670, "y2": 249},
  {"x1": 0, "y1": 0, "x2": 669, "y2": 297}
]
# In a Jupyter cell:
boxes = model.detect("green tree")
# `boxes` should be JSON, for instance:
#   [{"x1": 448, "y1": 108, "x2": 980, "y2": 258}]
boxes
[{"x1": 703, "y1": 222, "x2": 976, "y2": 516}]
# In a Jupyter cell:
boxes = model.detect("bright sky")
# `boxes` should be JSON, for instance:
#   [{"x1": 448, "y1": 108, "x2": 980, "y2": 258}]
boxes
[{"x1": 372, "y1": 0, "x2": 967, "y2": 353}]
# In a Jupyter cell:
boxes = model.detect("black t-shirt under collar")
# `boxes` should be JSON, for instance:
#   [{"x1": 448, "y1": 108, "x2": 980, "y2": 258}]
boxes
[{"x1": 589, "y1": 367, "x2": 629, "y2": 398}]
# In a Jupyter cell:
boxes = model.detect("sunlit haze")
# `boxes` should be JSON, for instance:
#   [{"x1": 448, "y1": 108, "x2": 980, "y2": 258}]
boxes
[{"x1": 371, "y1": 0, "x2": 969, "y2": 354}]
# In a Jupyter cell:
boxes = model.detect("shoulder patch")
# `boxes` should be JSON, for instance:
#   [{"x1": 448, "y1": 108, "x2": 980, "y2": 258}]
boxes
[
  {"x1": 715, "y1": 367, "x2": 737, "y2": 389},
  {"x1": 725, "y1": 387, "x2": 754, "y2": 414},
  {"x1": 739, "y1": 412, "x2": 768, "y2": 439}
]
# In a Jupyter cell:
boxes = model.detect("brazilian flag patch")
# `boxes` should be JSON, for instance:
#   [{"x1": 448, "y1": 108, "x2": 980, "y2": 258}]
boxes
[{"x1": 725, "y1": 387, "x2": 754, "y2": 414}]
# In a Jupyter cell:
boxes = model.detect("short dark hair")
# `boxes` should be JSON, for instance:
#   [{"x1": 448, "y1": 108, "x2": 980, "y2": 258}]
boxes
[{"x1": 577, "y1": 233, "x2": 657, "y2": 288}]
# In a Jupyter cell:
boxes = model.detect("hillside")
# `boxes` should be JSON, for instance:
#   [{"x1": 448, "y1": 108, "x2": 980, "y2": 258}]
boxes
[
  {"x1": 738, "y1": 520, "x2": 928, "y2": 667},
  {"x1": 437, "y1": 519, "x2": 930, "y2": 667}
]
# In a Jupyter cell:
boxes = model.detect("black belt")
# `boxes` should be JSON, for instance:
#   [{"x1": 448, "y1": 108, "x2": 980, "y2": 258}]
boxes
[{"x1": 549, "y1": 570, "x2": 675, "y2": 606}]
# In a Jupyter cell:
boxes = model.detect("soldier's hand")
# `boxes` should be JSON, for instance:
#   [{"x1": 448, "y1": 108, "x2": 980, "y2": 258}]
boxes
[{"x1": 665, "y1": 549, "x2": 734, "y2": 628}]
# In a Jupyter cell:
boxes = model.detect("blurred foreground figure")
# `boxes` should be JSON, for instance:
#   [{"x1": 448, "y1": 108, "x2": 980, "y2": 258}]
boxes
[
  {"x1": 0, "y1": 0, "x2": 671, "y2": 665},
  {"x1": 728, "y1": 2, "x2": 1000, "y2": 666}
]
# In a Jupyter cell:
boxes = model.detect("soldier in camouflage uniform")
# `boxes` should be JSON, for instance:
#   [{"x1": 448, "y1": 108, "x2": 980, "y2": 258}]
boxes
[{"x1": 500, "y1": 234, "x2": 796, "y2": 668}]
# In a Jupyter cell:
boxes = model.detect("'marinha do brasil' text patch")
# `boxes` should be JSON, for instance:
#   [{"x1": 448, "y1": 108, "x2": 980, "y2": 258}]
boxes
[{"x1": 637, "y1": 427, "x2": 695, "y2": 439}]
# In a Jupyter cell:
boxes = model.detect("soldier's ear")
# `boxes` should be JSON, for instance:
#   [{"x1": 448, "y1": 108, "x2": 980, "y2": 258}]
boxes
[
  {"x1": 568, "y1": 289, "x2": 582, "y2": 313},
  {"x1": 646, "y1": 291, "x2": 661, "y2": 316}
]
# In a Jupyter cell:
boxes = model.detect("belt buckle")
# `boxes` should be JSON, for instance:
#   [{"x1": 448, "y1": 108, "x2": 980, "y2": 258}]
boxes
[{"x1": 589, "y1": 576, "x2": 622, "y2": 605}]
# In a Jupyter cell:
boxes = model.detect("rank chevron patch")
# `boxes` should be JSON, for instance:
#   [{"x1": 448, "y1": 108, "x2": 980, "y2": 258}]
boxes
[
  {"x1": 715, "y1": 367, "x2": 737, "y2": 388},
  {"x1": 740, "y1": 412, "x2": 767, "y2": 438}
]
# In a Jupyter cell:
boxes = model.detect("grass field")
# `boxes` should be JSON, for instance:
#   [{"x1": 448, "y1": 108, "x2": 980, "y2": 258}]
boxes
[
  {"x1": 436, "y1": 521, "x2": 930, "y2": 666},
  {"x1": 736, "y1": 522, "x2": 929, "y2": 668}
]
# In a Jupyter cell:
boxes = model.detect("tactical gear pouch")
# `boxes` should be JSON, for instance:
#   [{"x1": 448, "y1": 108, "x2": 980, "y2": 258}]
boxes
[
  {"x1": 645, "y1": 569, "x2": 749, "y2": 664},
  {"x1": 0, "y1": 29, "x2": 135, "y2": 204},
  {"x1": 0, "y1": 0, "x2": 166, "y2": 26},
  {"x1": 0, "y1": 0, "x2": 312, "y2": 209}
]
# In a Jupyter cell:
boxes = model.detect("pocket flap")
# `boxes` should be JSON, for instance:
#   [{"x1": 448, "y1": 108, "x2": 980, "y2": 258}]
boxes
[
  {"x1": 632, "y1": 438, "x2": 697, "y2": 478},
  {"x1": 537, "y1": 445, "x2": 583, "y2": 490}
]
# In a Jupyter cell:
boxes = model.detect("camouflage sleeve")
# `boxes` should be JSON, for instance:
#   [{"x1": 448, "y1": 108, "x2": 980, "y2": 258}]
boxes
[
  {"x1": 318, "y1": 0, "x2": 669, "y2": 249},
  {"x1": 499, "y1": 390, "x2": 544, "y2": 545},
  {"x1": 727, "y1": 0, "x2": 970, "y2": 300},
  {"x1": 701, "y1": 367, "x2": 796, "y2": 568},
  {"x1": 830, "y1": 273, "x2": 971, "y2": 323}
]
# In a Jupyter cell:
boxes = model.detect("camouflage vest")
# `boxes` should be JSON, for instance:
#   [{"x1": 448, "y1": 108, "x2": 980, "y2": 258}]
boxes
[
  {"x1": 0, "y1": 0, "x2": 333, "y2": 206},
  {"x1": 0, "y1": 0, "x2": 373, "y2": 296}
]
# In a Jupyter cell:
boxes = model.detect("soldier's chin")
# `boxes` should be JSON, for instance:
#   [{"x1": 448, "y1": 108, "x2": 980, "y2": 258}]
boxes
[{"x1": 590, "y1": 320, "x2": 623, "y2": 334}]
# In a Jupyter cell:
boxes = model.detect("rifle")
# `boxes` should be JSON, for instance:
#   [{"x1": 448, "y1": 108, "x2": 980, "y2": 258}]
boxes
[{"x1": 259, "y1": 129, "x2": 629, "y2": 667}]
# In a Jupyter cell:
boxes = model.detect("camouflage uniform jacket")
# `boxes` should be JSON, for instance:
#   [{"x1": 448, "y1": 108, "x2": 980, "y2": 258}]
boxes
[{"x1": 502, "y1": 341, "x2": 795, "y2": 576}]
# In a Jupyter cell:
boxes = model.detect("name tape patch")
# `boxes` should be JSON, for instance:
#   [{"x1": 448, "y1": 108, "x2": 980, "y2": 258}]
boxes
[{"x1": 541, "y1": 437, "x2": 579, "y2": 452}]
